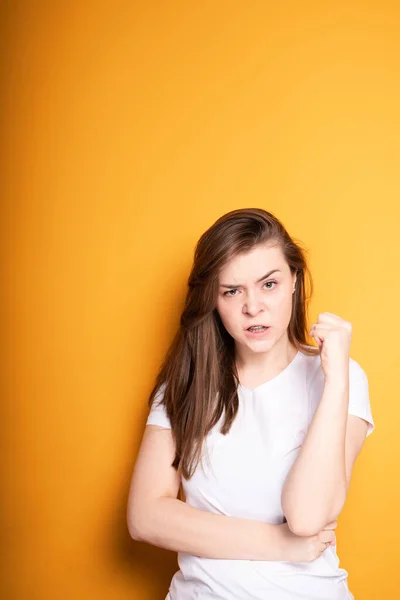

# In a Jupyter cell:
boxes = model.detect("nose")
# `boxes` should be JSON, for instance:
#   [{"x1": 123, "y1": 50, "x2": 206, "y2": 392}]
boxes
[{"x1": 242, "y1": 290, "x2": 266, "y2": 316}]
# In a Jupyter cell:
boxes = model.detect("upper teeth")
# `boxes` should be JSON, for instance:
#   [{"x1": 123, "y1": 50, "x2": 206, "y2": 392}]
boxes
[{"x1": 249, "y1": 326, "x2": 266, "y2": 331}]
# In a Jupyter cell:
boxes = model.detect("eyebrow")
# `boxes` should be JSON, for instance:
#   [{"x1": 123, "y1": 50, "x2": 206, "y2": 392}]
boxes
[{"x1": 220, "y1": 269, "x2": 281, "y2": 289}]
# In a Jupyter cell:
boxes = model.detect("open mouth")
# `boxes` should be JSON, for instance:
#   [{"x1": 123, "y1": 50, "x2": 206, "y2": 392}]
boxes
[{"x1": 245, "y1": 326, "x2": 270, "y2": 336}]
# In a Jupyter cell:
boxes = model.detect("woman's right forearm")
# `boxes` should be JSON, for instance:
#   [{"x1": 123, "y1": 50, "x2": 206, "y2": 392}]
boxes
[{"x1": 129, "y1": 496, "x2": 286, "y2": 561}]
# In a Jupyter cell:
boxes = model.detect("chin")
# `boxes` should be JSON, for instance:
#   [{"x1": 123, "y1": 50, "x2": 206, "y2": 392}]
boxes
[{"x1": 243, "y1": 337, "x2": 274, "y2": 348}]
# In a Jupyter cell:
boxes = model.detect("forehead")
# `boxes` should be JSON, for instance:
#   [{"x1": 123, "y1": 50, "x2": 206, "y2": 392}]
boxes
[{"x1": 219, "y1": 243, "x2": 287, "y2": 281}]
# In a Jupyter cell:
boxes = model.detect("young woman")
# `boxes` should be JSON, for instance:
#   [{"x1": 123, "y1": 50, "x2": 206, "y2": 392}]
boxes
[{"x1": 127, "y1": 208, "x2": 375, "y2": 600}]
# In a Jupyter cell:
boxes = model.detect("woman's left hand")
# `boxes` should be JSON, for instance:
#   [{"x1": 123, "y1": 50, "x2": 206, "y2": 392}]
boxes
[{"x1": 309, "y1": 312, "x2": 352, "y2": 382}]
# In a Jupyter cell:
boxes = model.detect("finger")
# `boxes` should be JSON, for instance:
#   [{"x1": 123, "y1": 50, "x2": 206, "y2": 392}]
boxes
[
  {"x1": 310, "y1": 333, "x2": 323, "y2": 347},
  {"x1": 309, "y1": 325, "x2": 331, "y2": 340},
  {"x1": 310, "y1": 324, "x2": 332, "y2": 332},
  {"x1": 319, "y1": 531, "x2": 335, "y2": 544},
  {"x1": 317, "y1": 312, "x2": 340, "y2": 323},
  {"x1": 323, "y1": 521, "x2": 338, "y2": 530},
  {"x1": 323, "y1": 312, "x2": 349, "y2": 328}
]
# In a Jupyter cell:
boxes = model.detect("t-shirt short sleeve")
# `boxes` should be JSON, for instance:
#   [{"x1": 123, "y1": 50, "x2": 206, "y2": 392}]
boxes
[
  {"x1": 347, "y1": 357, "x2": 375, "y2": 436},
  {"x1": 308, "y1": 355, "x2": 375, "y2": 437},
  {"x1": 146, "y1": 382, "x2": 171, "y2": 429}
]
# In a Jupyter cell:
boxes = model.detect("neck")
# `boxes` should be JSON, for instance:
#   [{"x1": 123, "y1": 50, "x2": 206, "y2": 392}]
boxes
[{"x1": 235, "y1": 335, "x2": 298, "y2": 378}]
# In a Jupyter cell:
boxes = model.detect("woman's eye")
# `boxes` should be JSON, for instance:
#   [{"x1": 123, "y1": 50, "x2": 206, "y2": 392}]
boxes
[{"x1": 223, "y1": 282, "x2": 277, "y2": 297}]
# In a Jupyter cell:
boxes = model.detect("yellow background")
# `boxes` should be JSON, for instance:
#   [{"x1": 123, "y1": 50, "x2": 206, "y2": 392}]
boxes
[{"x1": 1, "y1": 1, "x2": 396, "y2": 598}]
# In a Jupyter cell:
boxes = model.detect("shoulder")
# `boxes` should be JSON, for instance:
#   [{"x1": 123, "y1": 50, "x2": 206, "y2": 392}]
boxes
[
  {"x1": 300, "y1": 346, "x2": 374, "y2": 434},
  {"x1": 298, "y1": 345, "x2": 322, "y2": 385},
  {"x1": 153, "y1": 381, "x2": 168, "y2": 404},
  {"x1": 146, "y1": 382, "x2": 171, "y2": 429},
  {"x1": 299, "y1": 345, "x2": 368, "y2": 387},
  {"x1": 348, "y1": 356, "x2": 368, "y2": 381}
]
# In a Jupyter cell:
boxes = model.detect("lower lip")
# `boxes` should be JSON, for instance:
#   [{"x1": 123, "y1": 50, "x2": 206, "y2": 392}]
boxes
[{"x1": 245, "y1": 327, "x2": 271, "y2": 338}]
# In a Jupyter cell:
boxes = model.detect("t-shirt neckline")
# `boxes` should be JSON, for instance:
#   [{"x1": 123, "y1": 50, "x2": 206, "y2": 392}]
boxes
[{"x1": 238, "y1": 349, "x2": 303, "y2": 394}]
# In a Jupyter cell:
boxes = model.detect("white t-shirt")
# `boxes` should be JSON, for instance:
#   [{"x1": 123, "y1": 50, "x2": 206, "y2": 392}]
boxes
[{"x1": 146, "y1": 346, "x2": 375, "y2": 600}]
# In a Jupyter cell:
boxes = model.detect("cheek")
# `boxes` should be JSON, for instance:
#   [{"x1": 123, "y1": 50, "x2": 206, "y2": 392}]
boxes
[
  {"x1": 280, "y1": 293, "x2": 295, "y2": 320},
  {"x1": 271, "y1": 291, "x2": 293, "y2": 322}
]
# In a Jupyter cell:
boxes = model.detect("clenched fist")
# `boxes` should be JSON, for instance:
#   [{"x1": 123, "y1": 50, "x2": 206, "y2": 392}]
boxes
[{"x1": 309, "y1": 312, "x2": 352, "y2": 381}]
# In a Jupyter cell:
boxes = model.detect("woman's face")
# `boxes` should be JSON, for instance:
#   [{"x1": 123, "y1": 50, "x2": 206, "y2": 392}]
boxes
[{"x1": 215, "y1": 242, "x2": 297, "y2": 353}]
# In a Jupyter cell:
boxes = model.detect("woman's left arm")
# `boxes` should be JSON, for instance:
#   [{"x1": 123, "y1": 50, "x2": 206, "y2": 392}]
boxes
[{"x1": 281, "y1": 312, "x2": 369, "y2": 537}]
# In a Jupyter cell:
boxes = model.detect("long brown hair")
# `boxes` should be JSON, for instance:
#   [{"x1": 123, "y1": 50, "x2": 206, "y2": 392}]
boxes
[{"x1": 147, "y1": 208, "x2": 320, "y2": 480}]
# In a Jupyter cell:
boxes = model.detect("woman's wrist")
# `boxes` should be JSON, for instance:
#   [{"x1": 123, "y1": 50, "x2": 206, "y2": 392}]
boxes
[
  {"x1": 324, "y1": 365, "x2": 349, "y2": 389},
  {"x1": 260, "y1": 522, "x2": 287, "y2": 561}
]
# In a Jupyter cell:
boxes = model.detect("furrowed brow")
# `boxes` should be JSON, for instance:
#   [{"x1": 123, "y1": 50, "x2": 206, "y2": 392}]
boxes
[{"x1": 220, "y1": 269, "x2": 281, "y2": 289}]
